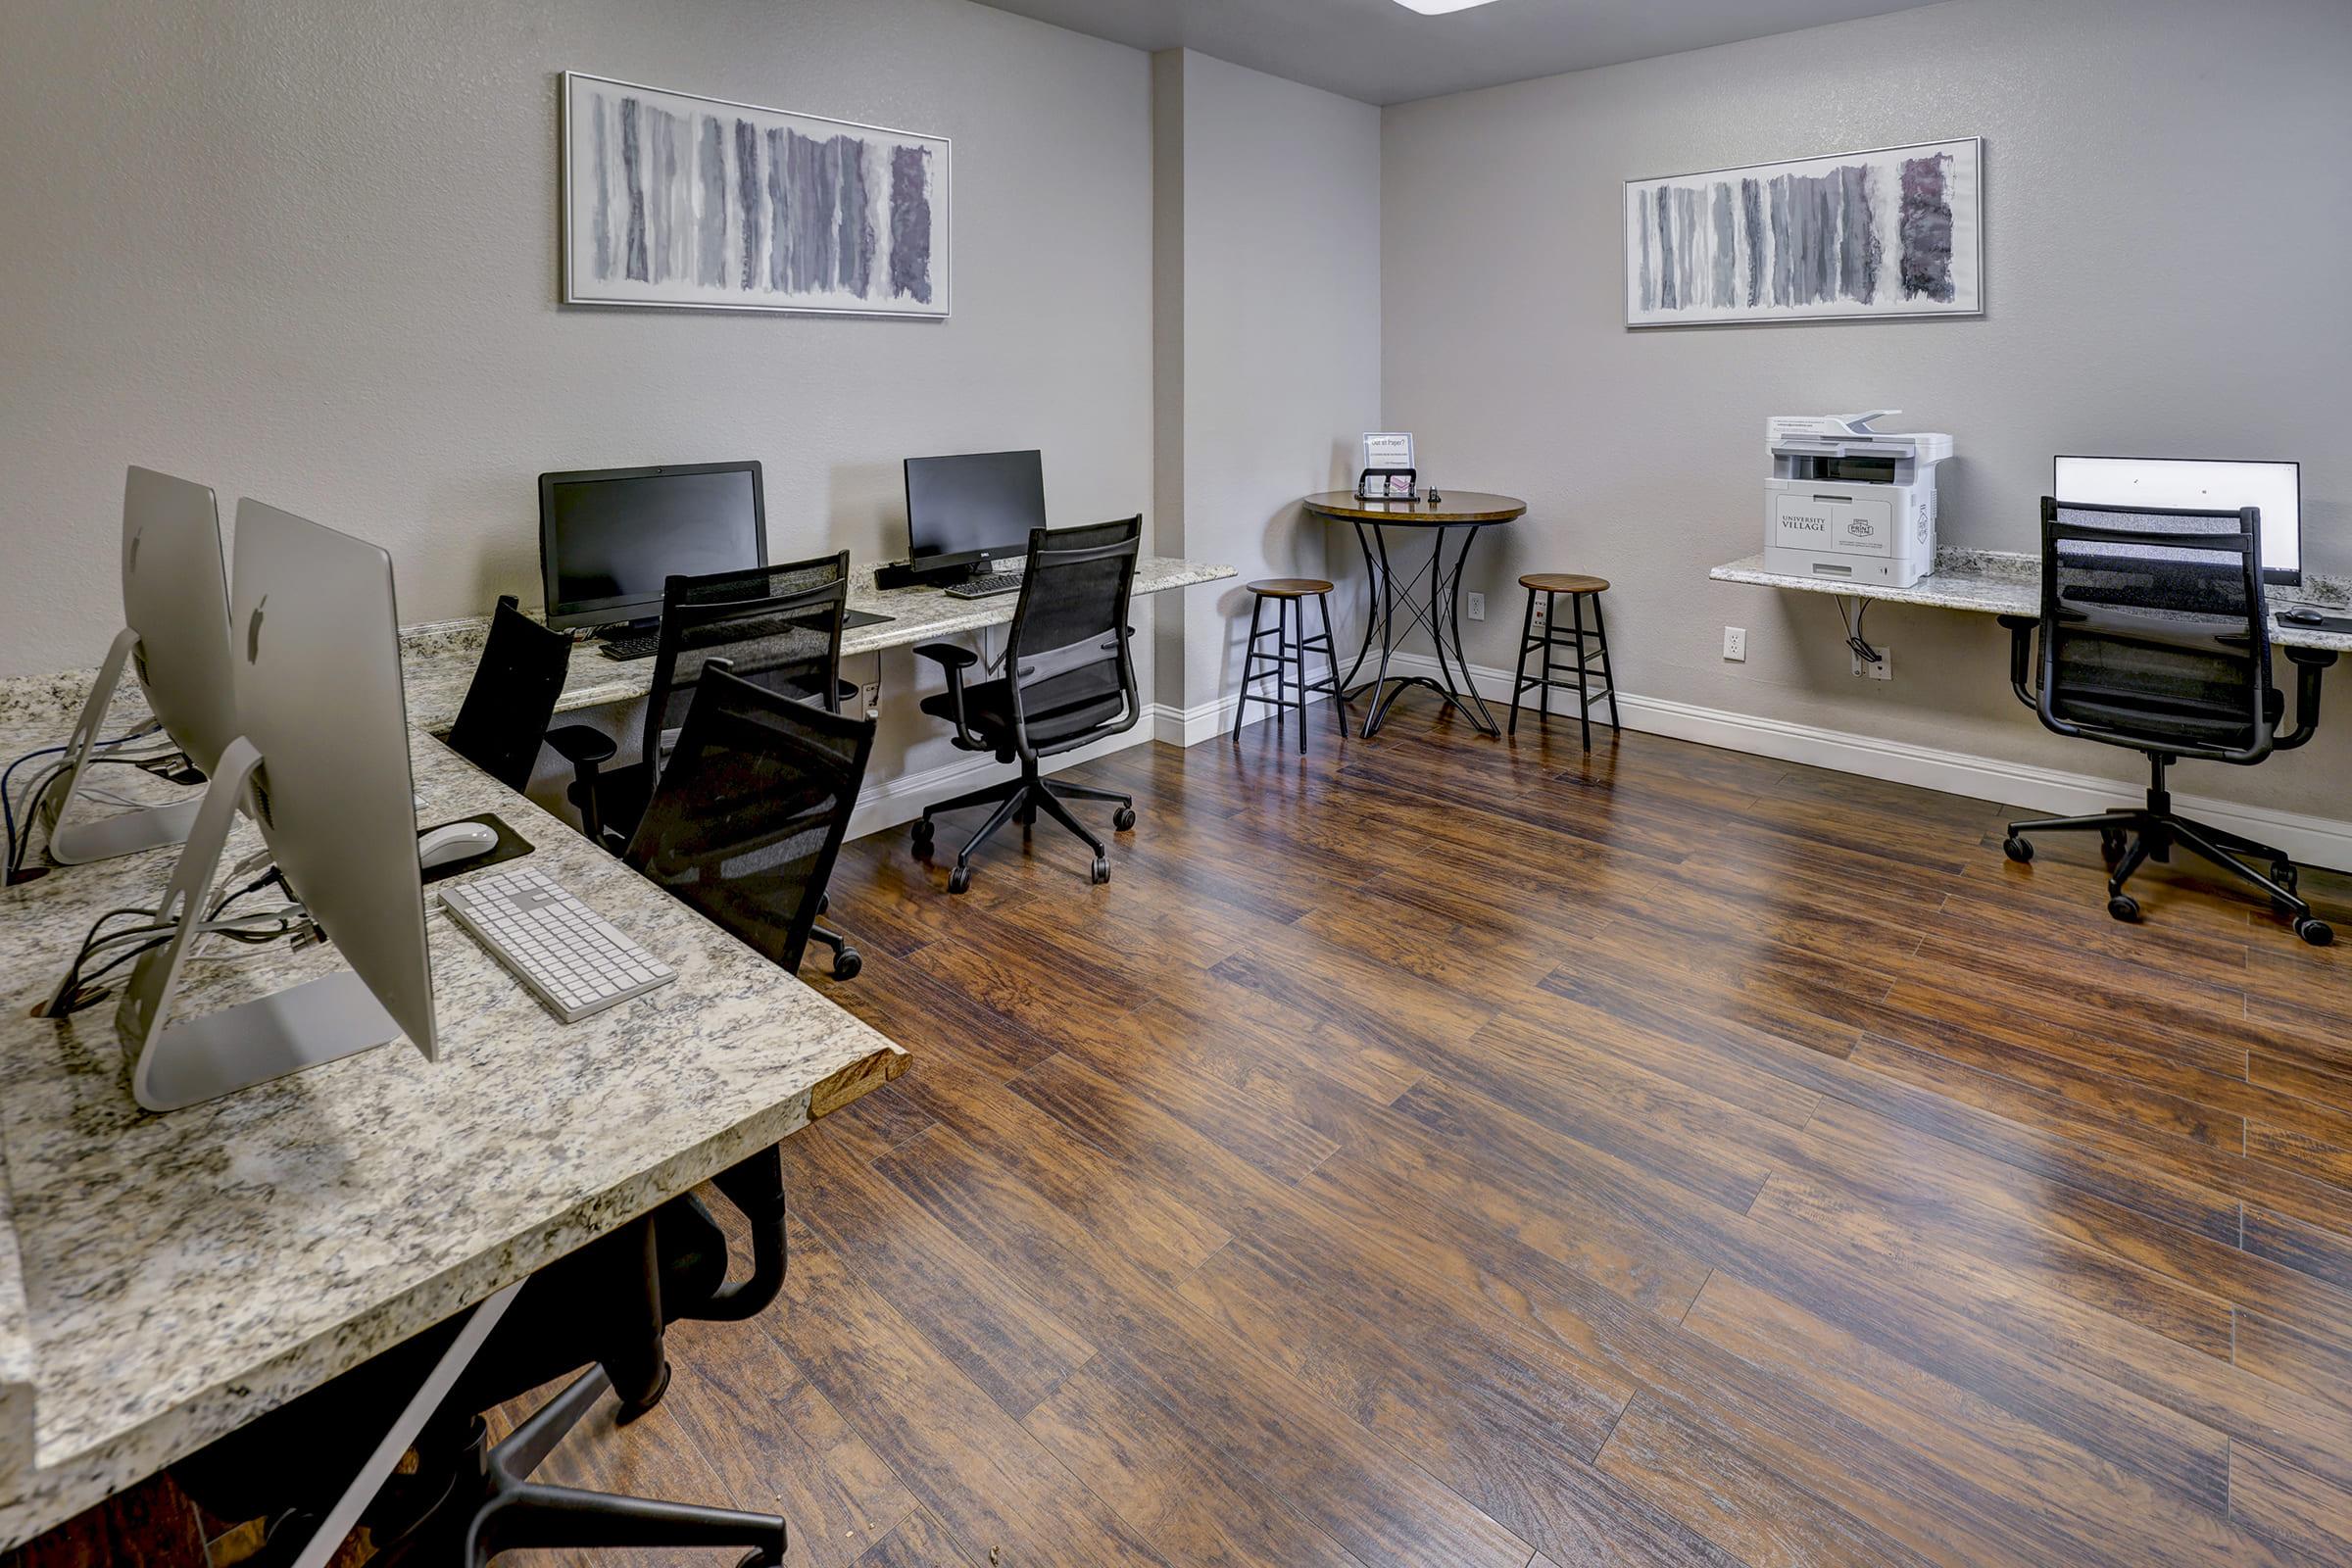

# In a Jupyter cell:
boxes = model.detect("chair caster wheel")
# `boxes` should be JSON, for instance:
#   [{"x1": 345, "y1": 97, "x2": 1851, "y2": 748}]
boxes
[
  {"x1": 1113, "y1": 806, "x2": 1137, "y2": 832},
  {"x1": 832, "y1": 948, "x2": 862, "y2": 980},
  {"x1": 2298, "y1": 917, "x2": 2335, "y2": 947},
  {"x1": 2107, "y1": 894, "x2": 2140, "y2": 923},
  {"x1": 910, "y1": 820, "x2": 935, "y2": 859},
  {"x1": 2273, "y1": 860, "x2": 2299, "y2": 893},
  {"x1": 1091, "y1": 856, "x2": 1110, "y2": 885},
  {"x1": 736, "y1": 1545, "x2": 786, "y2": 1568},
  {"x1": 2002, "y1": 836, "x2": 2034, "y2": 864},
  {"x1": 948, "y1": 864, "x2": 971, "y2": 895}
]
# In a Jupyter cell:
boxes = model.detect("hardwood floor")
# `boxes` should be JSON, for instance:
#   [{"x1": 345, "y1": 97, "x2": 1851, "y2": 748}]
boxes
[{"x1": 25, "y1": 706, "x2": 2352, "y2": 1566}]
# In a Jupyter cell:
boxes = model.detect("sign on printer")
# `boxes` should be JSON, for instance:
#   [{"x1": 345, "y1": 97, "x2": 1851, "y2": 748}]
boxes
[{"x1": 1764, "y1": 411, "x2": 1951, "y2": 588}]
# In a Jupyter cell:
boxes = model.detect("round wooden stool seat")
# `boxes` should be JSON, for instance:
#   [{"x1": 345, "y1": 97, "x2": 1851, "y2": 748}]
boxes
[
  {"x1": 1520, "y1": 572, "x2": 1608, "y2": 595},
  {"x1": 1245, "y1": 577, "x2": 1335, "y2": 599}
]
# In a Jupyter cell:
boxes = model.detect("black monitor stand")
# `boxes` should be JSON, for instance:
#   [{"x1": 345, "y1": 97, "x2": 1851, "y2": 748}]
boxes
[
  {"x1": 877, "y1": 557, "x2": 987, "y2": 591},
  {"x1": 592, "y1": 615, "x2": 660, "y2": 643}
]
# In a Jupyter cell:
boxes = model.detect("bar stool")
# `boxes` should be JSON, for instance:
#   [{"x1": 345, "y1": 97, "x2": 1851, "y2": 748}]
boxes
[
  {"x1": 1509, "y1": 573, "x2": 1619, "y2": 748},
  {"x1": 1233, "y1": 579, "x2": 1346, "y2": 753}
]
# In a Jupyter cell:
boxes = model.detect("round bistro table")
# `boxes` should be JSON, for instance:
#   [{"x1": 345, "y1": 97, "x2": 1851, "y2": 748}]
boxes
[{"x1": 1301, "y1": 490, "x2": 1527, "y2": 738}]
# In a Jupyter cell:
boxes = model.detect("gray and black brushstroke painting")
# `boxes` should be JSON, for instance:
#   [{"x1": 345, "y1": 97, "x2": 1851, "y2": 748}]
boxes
[
  {"x1": 1631, "y1": 142, "x2": 1972, "y2": 322},
  {"x1": 573, "y1": 81, "x2": 941, "y2": 312}
]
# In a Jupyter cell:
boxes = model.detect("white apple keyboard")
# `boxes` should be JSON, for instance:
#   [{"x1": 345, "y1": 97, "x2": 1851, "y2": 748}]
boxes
[{"x1": 439, "y1": 866, "x2": 676, "y2": 1023}]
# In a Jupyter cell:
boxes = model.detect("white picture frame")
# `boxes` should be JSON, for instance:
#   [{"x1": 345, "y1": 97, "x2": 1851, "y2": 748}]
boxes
[
  {"x1": 1625, "y1": 138, "x2": 1982, "y2": 327},
  {"x1": 562, "y1": 71, "x2": 950, "y2": 318}
]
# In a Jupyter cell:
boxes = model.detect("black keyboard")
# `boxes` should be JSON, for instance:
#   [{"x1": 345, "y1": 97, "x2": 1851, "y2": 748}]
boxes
[
  {"x1": 945, "y1": 572, "x2": 1025, "y2": 601},
  {"x1": 599, "y1": 634, "x2": 662, "y2": 661}
]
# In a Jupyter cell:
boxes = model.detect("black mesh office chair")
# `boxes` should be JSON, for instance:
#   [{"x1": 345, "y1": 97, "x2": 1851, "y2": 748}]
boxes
[
  {"x1": 910, "y1": 515, "x2": 1142, "y2": 892},
  {"x1": 550, "y1": 552, "x2": 864, "y2": 976},
  {"x1": 171, "y1": 671, "x2": 876, "y2": 1567},
  {"x1": 444, "y1": 595, "x2": 572, "y2": 791},
  {"x1": 625, "y1": 662, "x2": 878, "y2": 977},
  {"x1": 1999, "y1": 497, "x2": 2330, "y2": 944}
]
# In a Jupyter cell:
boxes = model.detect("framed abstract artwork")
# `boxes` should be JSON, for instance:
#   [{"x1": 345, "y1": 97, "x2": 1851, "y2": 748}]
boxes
[
  {"x1": 562, "y1": 72, "x2": 950, "y2": 318},
  {"x1": 1625, "y1": 138, "x2": 1981, "y2": 327}
]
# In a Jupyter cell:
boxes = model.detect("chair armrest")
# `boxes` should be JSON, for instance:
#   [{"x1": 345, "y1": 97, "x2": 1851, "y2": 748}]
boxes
[
  {"x1": 688, "y1": 1145, "x2": 788, "y2": 1322},
  {"x1": 545, "y1": 724, "x2": 618, "y2": 843},
  {"x1": 913, "y1": 643, "x2": 980, "y2": 744},
  {"x1": 2276, "y1": 647, "x2": 2334, "y2": 751},
  {"x1": 544, "y1": 724, "x2": 616, "y2": 767},
  {"x1": 912, "y1": 641, "x2": 978, "y2": 670},
  {"x1": 1996, "y1": 615, "x2": 2040, "y2": 712}
]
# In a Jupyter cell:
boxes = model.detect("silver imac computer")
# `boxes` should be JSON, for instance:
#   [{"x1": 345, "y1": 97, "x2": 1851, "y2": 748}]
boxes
[
  {"x1": 2054, "y1": 456, "x2": 2301, "y2": 586},
  {"x1": 42, "y1": 466, "x2": 240, "y2": 864},
  {"x1": 114, "y1": 499, "x2": 436, "y2": 1110}
]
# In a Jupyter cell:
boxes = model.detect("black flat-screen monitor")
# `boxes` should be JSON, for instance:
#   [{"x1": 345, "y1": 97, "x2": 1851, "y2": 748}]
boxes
[
  {"x1": 539, "y1": 462, "x2": 767, "y2": 630},
  {"x1": 904, "y1": 450, "x2": 1046, "y2": 575}
]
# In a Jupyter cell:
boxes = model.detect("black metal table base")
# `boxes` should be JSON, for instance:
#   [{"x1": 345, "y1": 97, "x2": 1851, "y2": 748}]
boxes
[{"x1": 1338, "y1": 518, "x2": 1503, "y2": 739}]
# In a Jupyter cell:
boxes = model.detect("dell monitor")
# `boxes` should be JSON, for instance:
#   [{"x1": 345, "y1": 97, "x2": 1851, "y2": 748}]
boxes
[
  {"x1": 42, "y1": 467, "x2": 239, "y2": 865},
  {"x1": 539, "y1": 462, "x2": 767, "y2": 631},
  {"x1": 904, "y1": 450, "x2": 1047, "y2": 578},
  {"x1": 2055, "y1": 456, "x2": 2301, "y2": 585}
]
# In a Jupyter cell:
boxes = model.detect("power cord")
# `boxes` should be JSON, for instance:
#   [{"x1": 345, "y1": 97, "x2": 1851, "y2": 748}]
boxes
[
  {"x1": 3, "y1": 722, "x2": 180, "y2": 883},
  {"x1": 37, "y1": 886, "x2": 308, "y2": 1019},
  {"x1": 1837, "y1": 597, "x2": 1884, "y2": 666}
]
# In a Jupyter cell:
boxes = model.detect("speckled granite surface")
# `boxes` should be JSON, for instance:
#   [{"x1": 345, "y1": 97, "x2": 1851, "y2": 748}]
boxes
[
  {"x1": 401, "y1": 555, "x2": 1236, "y2": 733},
  {"x1": 0, "y1": 689, "x2": 906, "y2": 1547},
  {"x1": 1711, "y1": 548, "x2": 2352, "y2": 654}
]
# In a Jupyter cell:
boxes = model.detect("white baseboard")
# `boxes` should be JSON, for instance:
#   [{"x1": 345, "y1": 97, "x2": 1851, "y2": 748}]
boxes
[
  {"x1": 1153, "y1": 661, "x2": 1342, "y2": 747},
  {"x1": 848, "y1": 662, "x2": 1343, "y2": 837},
  {"x1": 847, "y1": 723, "x2": 1160, "y2": 839},
  {"x1": 1376, "y1": 651, "x2": 2352, "y2": 873}
]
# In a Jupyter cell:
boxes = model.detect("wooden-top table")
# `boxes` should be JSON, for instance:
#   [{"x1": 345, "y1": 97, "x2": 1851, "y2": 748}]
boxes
[{"x1": 1302, "y1": 491, "x2": 1527, "y2": 738}]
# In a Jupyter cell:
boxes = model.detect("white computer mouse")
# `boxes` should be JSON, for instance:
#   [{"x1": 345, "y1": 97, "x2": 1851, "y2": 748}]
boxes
[{"x1": 417, "y1": 820, "x2": 499, "y2": 870}]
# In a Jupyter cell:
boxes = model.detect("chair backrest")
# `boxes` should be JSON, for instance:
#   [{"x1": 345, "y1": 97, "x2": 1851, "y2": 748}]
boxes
[
  {"x1": 623, "y1": 662, "x2": 876, "y2": 975},
  {"x1": 445, "y1": 595, "x2": 573, "y2": 791},
  {"x1": 641, "y1": 551, "x2": 848, "y2": 774},
  {"x1": 2036, "y1": 497, "x2": 2273, "y2": 760},
  {"x1": 1003, "y1": 515, "x2": 1142, "y2": 759}
]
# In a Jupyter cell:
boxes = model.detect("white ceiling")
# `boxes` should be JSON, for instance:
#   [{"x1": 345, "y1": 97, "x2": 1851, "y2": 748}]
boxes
[{"x1": 970, "y1": 0, "x2": 1951, "y2": 105}]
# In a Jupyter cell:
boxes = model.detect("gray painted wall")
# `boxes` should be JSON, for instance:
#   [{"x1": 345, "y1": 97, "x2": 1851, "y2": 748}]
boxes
[
  {"x1": 1382, "y1": 0, "x2": 2352, "y2": 820},
  {"x1": 0, "y1": 0, "x2": 1152, "y2": 789},
  {"x1": 1155, "y1": 49, "x2": 1383, "y2": 719}
]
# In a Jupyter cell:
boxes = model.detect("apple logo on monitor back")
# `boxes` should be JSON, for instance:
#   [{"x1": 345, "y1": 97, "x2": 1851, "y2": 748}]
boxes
[{"x1": 246, "y1": 595, "x2": 267, "y2": 664}]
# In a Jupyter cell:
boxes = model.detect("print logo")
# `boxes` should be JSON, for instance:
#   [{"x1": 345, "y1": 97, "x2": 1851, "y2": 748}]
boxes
[{"x1": 245, "y1": 596, "x2": 267, "y2": 664}]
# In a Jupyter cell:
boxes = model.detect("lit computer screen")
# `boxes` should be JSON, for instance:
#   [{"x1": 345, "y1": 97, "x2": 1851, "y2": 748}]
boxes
[
  {"x1": 905, "y1": 450, "x2": 1046, "y2": 570},
  {"x1": 2054, "y1": 457, "x2": 2300, "y2": 584},
  {"x1": 539, "y1": 463, "x2": 766, "y2": 629}
]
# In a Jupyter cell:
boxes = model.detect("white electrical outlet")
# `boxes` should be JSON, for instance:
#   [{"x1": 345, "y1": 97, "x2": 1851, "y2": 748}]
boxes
[
  {"x1": 860, "y1": 679, "x2": 882, "y2": 717},
  {"x1": 1531, "y1": 597, "x2": 1547, "y2": 627},
  {"x1": 1852, "y1": 647, "x2": 1893, "y2": 682},
  {"x1": 1466, "y1": 592, "x2": 1486, "y2": 621},
  {"x1": 1723, "y1": 626, "x2": 1747, "y2": 662}
]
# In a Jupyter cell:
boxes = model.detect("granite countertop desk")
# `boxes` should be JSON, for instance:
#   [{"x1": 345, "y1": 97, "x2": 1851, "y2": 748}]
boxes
[
  {"x1": 1710, "y1": 547, "x2": 2352, "y2": 656},
  {"x1": 0, "y1": 676, "x2": 908, "y2": 1548},
  {"x1": 400, "y1": 556, "x2": 1238, "y2": 733}
]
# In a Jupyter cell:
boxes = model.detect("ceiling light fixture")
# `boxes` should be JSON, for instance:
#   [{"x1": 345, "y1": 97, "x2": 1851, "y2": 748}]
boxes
[{"x1": 1392, "y1": 0, "x2": 1505, "y2": 13}]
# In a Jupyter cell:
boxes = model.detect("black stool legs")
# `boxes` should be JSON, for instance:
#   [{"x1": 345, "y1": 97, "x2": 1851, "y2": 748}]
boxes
[
  {"x1": 1234, "y1": 587, "x2": 1346, "y2": 753},
  {"x1": 1509, "y1": 585, "x2": 1619, "y2": 748}
]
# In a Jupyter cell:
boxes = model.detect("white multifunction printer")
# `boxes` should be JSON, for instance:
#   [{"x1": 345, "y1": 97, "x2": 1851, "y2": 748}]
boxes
[{"x1": 1763, "y1": 411, "x2": 1952, "y2": 588}]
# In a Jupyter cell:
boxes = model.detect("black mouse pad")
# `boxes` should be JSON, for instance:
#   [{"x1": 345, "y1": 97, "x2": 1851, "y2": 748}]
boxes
[{"x1": 418, "y1": 811, "x2": 533, "y2": 887}]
